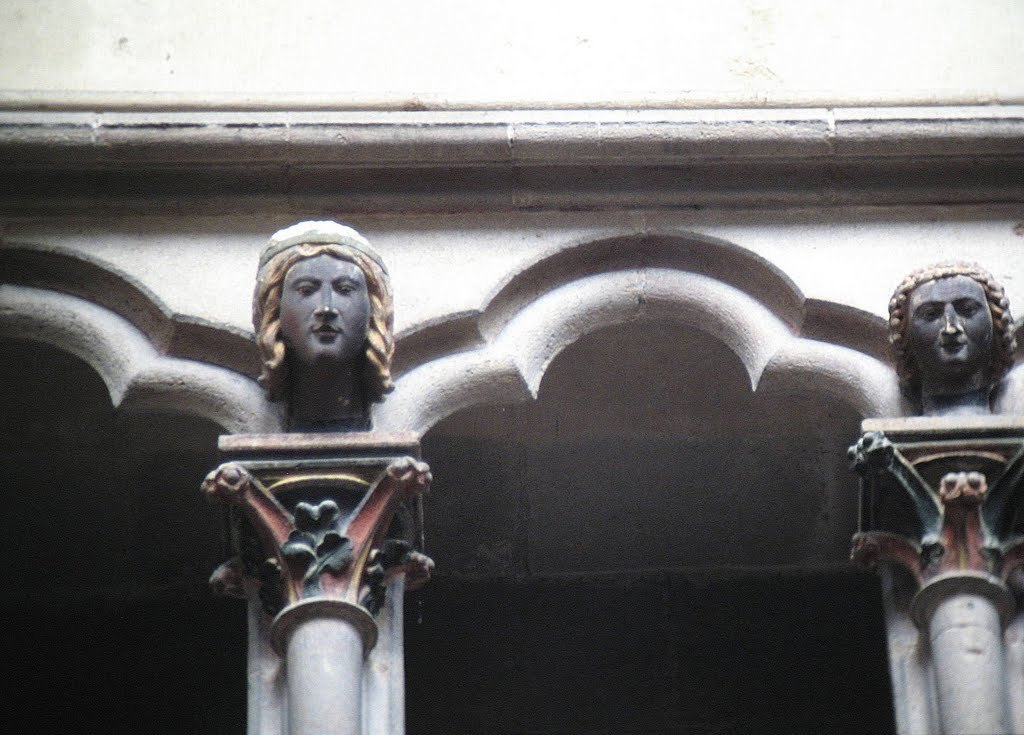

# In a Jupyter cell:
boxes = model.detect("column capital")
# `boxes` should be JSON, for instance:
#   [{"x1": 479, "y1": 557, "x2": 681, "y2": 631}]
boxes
[
  {"x1": 849, "y1": 417, "x2": 1024, "y2": 628},
  {"x1": 202, "y1": 431, "x2": 433, "y2": 652}
]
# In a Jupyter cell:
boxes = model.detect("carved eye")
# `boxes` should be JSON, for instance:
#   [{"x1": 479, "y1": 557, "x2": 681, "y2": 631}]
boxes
[
  {"x1": 955, "y1": 299, "x2": 982, "y2": 318},
  {"x1": 334, "y1": 282, "x2": 355, "y2": 295},
  {"x1": 294, "y1": 281, "x2": 318, "y2": 296},
  {"x1": 915, "y1": 304, "x2": 943, "y2": 321}
]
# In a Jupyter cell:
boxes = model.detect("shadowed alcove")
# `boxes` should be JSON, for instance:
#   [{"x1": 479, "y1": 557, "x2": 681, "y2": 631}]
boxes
[
  {"x1": 0, "y1": 339, "x2": 247, "y2": 734},
  {"x1": 407, "y1": 321, "x2": 894, "y2": 734}
]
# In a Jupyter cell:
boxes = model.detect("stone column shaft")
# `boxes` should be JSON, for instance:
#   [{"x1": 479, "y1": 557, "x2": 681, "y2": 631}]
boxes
[
  {"x1": 363, "y1": 576, "x2": 406, "y2": 735},
  {"x1": 248, "y1": 591, "x2": 286, "y2": 735},
  {"x1": 286, "y1": 617, "x2": 365, "y2": 735},
  {"x1": 928, "y1": 593, "x2": 1010, "y2": 735}
]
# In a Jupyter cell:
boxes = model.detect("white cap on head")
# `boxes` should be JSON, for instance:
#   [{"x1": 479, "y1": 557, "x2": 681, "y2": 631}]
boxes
[{"x1": 258, "y1": 220, "x2": 386, "y2": 273}]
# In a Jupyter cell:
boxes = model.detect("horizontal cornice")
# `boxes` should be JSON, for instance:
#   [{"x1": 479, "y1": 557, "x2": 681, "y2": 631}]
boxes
[{"x1": 1, "y1": 106, "x2": 1022, "y2": 212}]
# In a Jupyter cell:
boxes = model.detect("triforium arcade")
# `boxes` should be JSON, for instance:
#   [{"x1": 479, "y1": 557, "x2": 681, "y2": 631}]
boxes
[{"x1": 203, "y1": 225, "x2": 1024, "y2": 735}]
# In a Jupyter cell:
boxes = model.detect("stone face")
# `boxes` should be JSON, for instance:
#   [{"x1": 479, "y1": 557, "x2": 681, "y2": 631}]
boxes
[
  {"x1": 887, "y1": 263, "x2": 1015, "y2": 416},
  {"x1": 253, "y1": 221, "x2": 394, "y2": 429}
]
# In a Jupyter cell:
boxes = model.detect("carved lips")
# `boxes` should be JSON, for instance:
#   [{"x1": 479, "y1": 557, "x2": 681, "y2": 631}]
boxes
[{"x1": 313, "y1": 322, "x2": 342, "y2": 337}]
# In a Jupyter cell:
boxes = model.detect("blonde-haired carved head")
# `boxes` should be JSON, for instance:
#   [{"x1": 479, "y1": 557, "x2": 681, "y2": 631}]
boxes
[
  {"x1": 888, "y1": 262, "x2": 1015, "y2": 403},
  {"x1": 253, "y1": 221, "x2": 394, "y2": 403}
]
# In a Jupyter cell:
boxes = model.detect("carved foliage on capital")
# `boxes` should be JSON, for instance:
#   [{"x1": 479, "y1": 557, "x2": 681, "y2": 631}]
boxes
[
  {"x1": 203, "y1": 448, "x2": 432, "y2": 617},
  {"x1": 849, "y1": 423, "x2": 1024, "y2": 603},
  {"x1": 281, "y1": 499, "x2": 354, "y2": 597}
]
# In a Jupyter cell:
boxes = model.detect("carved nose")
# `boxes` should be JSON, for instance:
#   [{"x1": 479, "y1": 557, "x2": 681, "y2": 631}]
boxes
[
  {"x1": 942, "y1": 305, "x2": 961, "y2": 334},
  {"x1": 314, "y1": 286, "x2": 339, "y2": 318},
  {"x1": 314, "y1": 303, "x2": 339, "y2": 319}
]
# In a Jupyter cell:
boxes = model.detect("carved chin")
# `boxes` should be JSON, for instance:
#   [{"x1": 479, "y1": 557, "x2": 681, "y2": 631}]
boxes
[{"x1": 306, "y1": 346, "x2": 352, "y2": 365}]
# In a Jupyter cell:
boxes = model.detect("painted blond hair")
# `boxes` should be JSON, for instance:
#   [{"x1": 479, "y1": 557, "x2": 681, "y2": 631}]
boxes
[
  {"x1": 888, "y1": 262, "x2": 1015, "y2": 400},
  {"x1": 252, "y1": 222, "x2": 394, "y2": 403}
]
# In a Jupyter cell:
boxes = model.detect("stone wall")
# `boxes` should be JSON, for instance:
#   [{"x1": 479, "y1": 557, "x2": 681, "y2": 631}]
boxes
[{"x1": 1, "y1": 0, "x2": 1021, "y2": 109}]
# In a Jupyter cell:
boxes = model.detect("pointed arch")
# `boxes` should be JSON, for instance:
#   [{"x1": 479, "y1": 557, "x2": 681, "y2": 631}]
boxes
[
  {"x1": 0, "y1": 284, "x2": 278, "y2": 433},
  {"x1": 5, "y1": 244, "x2": 260, "y2": 377},
  {"x1": 378, "y1": 232, "x2": 900, "y2": 433}
]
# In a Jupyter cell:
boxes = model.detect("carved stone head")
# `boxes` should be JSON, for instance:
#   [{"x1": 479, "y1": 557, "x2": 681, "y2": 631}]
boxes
[
  {"x1": 888, "y1": 262, "x2": 1015, "y2": 414},
  {"x1": 253, "y1": 221, "x2": 394, "y2": 421}
]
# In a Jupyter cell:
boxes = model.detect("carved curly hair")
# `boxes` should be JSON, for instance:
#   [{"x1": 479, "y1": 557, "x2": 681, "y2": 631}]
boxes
[
  {"x1": 253, "y1": 240, "x2": 394, "y2": 403},
  {"x1": 888, "y1": 262, "x2": 1015, "y2": 400}
]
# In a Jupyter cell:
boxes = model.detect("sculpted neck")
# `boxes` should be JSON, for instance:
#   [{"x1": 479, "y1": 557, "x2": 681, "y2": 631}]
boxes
[
  {"x1": 918, "y1": 367, "x2": 992, "y2": 418},
  {"x1": 920, "y1": 386, "x2": 991, "y2": 418},
  {"x1": 285, "y1": 358, "x2": 370, "y2": 432}
]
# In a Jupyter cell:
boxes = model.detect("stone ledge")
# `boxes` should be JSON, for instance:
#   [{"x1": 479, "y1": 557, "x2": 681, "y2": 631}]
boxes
[
  {"x1": 1, "y1": 106, "x2": 1021, "y2": 212},
  {"x1": 1, "y1": 106, "x2": 1023, "y2": 167}
]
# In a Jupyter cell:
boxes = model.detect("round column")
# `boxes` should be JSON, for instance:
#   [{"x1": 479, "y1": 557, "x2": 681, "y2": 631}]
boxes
[
  {"x1": 929, "y1": 594, "x2": 1009, "y2": 735},
  {"x1": 914, "y1": 575, "x2": 1013, "y2": 735},
  {"x1": 273, "y1": 599, "x2": 378, "y2": 735}
]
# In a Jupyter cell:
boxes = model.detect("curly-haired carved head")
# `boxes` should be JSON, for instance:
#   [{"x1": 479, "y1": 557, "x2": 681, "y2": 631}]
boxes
[
  {"x1": 888, "y1": 262, "x2": 1015, "y2": 408},
  {"x1": 253, "y1": 221, "x2": 394, "y2": 405}
]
